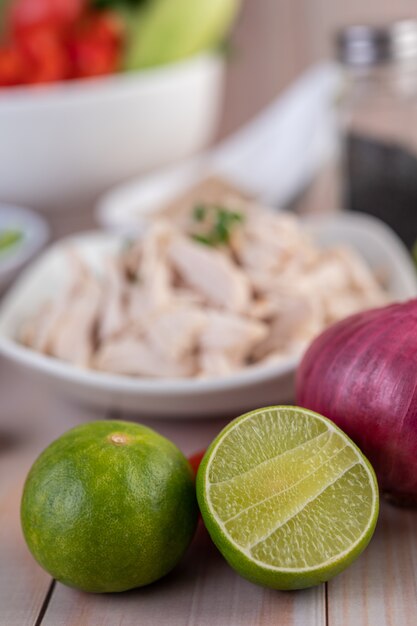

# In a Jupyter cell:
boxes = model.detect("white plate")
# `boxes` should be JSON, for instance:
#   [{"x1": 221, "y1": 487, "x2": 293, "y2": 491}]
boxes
[
  {"x1": 0, "y1": 205, "x2": 49, "y2": 292},
  {"x1": 0, "y1": 213, "x2": 415, "y2": 419}
]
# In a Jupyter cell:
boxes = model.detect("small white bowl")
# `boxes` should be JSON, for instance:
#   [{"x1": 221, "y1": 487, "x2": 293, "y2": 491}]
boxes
[
  {"x1": 0, "y1": 213, "x2": 415, "y2": 419},
  {"x1": 0, "y1": 205, "x2": 49, "y2": 292},
  {"x1": 0, "y1": 53, "x2": 224, "y2": 213}
]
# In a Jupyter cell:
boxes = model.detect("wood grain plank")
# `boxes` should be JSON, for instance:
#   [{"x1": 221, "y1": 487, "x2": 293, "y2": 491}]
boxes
[
  {"x1": 0, "y1": 363, "x2": 93, "y2": 626},
  {"x1": 327, "y1": 502, "x2": 417, "y2": 626},
  {"x1": 0, "y1": 469, "x2": 52, "y2": 626},
  {"x1": 42, "y1": 522, "x2": 326, "y2": 626}
]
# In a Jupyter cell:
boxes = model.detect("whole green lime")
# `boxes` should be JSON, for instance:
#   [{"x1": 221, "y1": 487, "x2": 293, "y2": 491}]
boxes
[{"x1": 21, "y1": 421, "x2": 198, "y2": 593}]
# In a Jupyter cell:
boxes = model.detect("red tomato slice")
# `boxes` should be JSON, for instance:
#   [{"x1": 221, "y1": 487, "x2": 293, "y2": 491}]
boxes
[
  {"x1": 11, "y1": 0, "x2": 85, "y2": 33},
  {"x1": 18, "y1": 25, "x2": 71, "y2": 83},
  {"x1": 68, "y1": 12, "x2": 123, "y2": 78},
  {"x1": 188, "y1": 450, "x2": 206, "y2": 478},
  {"x1": 0, "y1": 45, "x2": 28, "y2": 86}
]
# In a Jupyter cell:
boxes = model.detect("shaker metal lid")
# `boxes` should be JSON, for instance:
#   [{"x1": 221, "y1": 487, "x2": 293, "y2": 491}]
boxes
[
  {"x1": 336, "y1": 25, "x2": 389, "y2": 66},
  {"x1": 337, "y1": 20, "x2": 417, "y2": 66}
]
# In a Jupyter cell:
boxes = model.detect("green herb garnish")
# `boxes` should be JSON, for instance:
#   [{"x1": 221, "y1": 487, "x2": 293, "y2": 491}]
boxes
[
  {"x1": 0, "y1": 229, "x2": 23, "y2": 254},
  {"x1": 191, "y1": 204, "x2": 244, "y2": 247},
  {"x1": 193, "y1": 204, "x2": 207, "y2": 222}
]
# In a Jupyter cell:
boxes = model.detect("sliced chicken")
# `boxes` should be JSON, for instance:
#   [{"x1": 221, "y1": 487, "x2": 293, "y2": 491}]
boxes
[
  {"x1": 95, "y1": 335, "x2": 194, "y2": 378},
  {"x1": 20, "y1": 299, "x2": 69, "y2": 354},
  {"x1": 235, "y1": 209, "x2": 315, "y2": 274},
  {"x1": 20, "y1": 199, "x2": 389, "y2": 380},
  {"x1": 97, "y1": 258, "x2": 127, "y2": 342},
  {"x1": 126, "y1": 221, "x2": 174, "y2": 328},
  {"x1": 200, "y1": 311, "x2": 268, "y2": 363},
  {"x1": 50, "y1": 275, "x2": 102, "y2": 367},
  {"x1": 168, "y1": 235, "x2": 251, "y2": 313},
  {"x1": 145, "y1": 305, "x2": 207, "y2": 361},
  {"x1": 253, "y1": 298, "x2": 324, "y2": 361},
  {"x1": 20, "y1": 250, "x2": 95, "y2": 356},
  {"x1": 198, "y1": 350, "x2": 241, "y2": 377},
  {"x1": 330, "y1": 246, "x2": 388, "y2": 303}
]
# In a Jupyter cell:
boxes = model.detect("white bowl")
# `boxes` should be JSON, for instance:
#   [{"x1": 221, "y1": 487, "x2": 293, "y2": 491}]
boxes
[
  {"x1": 0, "y1": 54, "x2": 224, "y2": 213},
  {"x1": 0, "y1": 205, "x2": 49, "y2": 292},
  {"x1": 0, "y1": 213, "x2": 415, "y2": 419}
]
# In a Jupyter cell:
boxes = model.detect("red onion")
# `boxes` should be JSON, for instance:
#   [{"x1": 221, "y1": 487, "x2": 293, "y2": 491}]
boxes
[{"x1": 296, "y1": 299, "x2": 417, "y2": 507}]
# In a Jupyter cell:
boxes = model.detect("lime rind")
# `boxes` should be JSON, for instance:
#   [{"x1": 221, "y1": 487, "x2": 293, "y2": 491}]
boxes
[
  {"x1": 21, "y1": 420, "x2": 198, "y2": 593},
  {"x1": 197, "y1": 406, "x2": 379, "y2": 590}
]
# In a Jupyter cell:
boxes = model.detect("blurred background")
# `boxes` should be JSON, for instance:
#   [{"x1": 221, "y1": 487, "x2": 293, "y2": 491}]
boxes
[{"x1": 222, "y1": 0, "x2": 417, "y2": 135}]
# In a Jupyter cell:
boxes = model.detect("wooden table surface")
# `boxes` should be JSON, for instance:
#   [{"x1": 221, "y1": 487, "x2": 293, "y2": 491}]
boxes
[
  {"x1": 1, "y1": 208, "x2": 417, "y2": 626},
  {"x1": 2, "y1": 1, "x2": 417, "y2": 620}
]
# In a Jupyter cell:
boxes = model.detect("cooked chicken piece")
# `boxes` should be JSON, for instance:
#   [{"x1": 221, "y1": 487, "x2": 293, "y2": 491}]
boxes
[
  {"x1": 246, "y1": 250, "x2": 320, "y2": 297},
  {"x1": 248, "y1": 298, "x2": 278, "y2": 320},
  {"x1": 126, "y1": 221, "x2": 174, "y2": 328},
  {"x1": 235, "y1": 209, "x2": 315, "y2": 273},
  {"x1": 323, "y1": 293, "x2": 371, "y2": 322},
  {"x1": 50, "y1": 275, "x2": 102, "y2": 367},
  {"x1": 124, "y1": 220, "x2": 172, "y2": 279},
  {"x1": 200, "y1": 311, "x2": 268, "y2": 362},
  {"x1": 330, "y1": 247, "x2": 388, "y2": 302},
  {"x1": 156, "y1": 176, "x2": 252, "y2": 226},
  {"x1": 198, "y1": 350, "x2": 241, "y2": 377},
  {"x1": 260, "y1": 342, "x2": 308, "y2": 365},
  {"x1": 20, "y1": 299, "x2": 68, "y2": 353},
  {"x1": 298, "y1": 259, "x2": 351, "y2": 297},
  {"x1": 168, "y1": 236, "x2": 251, "y2": 313},
  {"x1": 20, "y1": 250, "x2": 95, "y2": 355},
  {"x1": 145, "y1": 305, "x2": 207, "y2": 361},
  {"x1": 97, "y1": 258, "x2": 127, "y2": 342},
  {"x1": 174, "y1": 288, "x2": 206, "y2": 307},
  {"x1": 95, "y1": 335, "x2": 195, "y2": 378},
  {"x1": 253, "y1": 298, "x2": 324, "y2": 361}
]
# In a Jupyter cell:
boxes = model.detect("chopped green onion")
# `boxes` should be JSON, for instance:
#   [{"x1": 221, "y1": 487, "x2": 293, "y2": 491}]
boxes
[
  {"x1": 190, "y1": 203, "x2": 245, "y2": 247},
  {"x1": 0, "y1": 229, "x2": 23, "y2": 254},
  {"x1": 193, "y1": 204, "x2": 207, "y2": 222},
  {"x1": 192, "y1": 233, "x2": 214, "y2": 246}
]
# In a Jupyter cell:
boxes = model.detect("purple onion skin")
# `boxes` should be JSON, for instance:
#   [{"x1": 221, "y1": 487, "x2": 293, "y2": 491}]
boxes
[{"x1": 296, "y1": 299, "x2": 417, "y2": 507}]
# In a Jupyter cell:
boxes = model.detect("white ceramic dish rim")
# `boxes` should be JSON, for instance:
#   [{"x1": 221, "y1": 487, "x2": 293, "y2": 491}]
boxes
[
  {"x1": 0, "y1": 205, "x2": 49, "y2": 275},
  {"x1": 1, "y1": 212, "x2": 416, "y2": 399},
  {"x1": 0, "y1": 52, "x2": 221, "y2": 108}
]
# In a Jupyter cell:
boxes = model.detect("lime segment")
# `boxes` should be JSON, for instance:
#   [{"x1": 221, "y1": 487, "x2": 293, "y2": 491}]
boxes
[{"x1": 197, "y1": 406, "x2": 379, "y2": 590}]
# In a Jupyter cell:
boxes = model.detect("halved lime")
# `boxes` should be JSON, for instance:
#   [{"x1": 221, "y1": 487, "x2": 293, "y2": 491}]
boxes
[{"x1": 196, "y1": 406, "x2": 379, "y2": 590}]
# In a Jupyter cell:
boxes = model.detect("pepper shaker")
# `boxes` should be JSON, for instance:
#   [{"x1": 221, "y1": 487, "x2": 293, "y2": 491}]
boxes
[{"x1": 336, "y1": 20, "x2": 417, "y2": 250}]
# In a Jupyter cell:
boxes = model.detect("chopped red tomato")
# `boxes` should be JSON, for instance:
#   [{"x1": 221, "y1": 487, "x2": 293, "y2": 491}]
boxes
[
  {"x1": 11, "y1": 0, "x2": 85, "y2": 33},
  {"x1": 0, "y1": 1, "x2": 123, "y2": 86},
  {"x1": 188, "y1": 450, "x2": 206, "y2": 478},
  {"x1": 68, "y1": 11, "x2": 123, "y2": 78},
  {"x1": 0, "y1": 45, "x2": 28, "y2": 86},
  {"x1": 17, "y1": 25, "x2": 71, "y2": 83}
]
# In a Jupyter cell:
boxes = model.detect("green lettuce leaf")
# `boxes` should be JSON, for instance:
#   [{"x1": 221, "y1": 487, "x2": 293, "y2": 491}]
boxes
[{"x1": 123, "y1": 0, "x2": 241, "y2": 70}]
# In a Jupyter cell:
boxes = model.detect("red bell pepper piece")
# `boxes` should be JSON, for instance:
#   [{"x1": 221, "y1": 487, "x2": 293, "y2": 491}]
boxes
[
  {"x1": 188, "y1": 450, "x2": 206, "y2": 478},
  {"x1": 68, "y1": 11, "x2": 123, "y2": 78},
  {"x1": 11, "y1": 0, "x2": 85, "y2": 33},
  {"x1": 0, "y1": 45, "x2": 28, "y2": 86}
]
